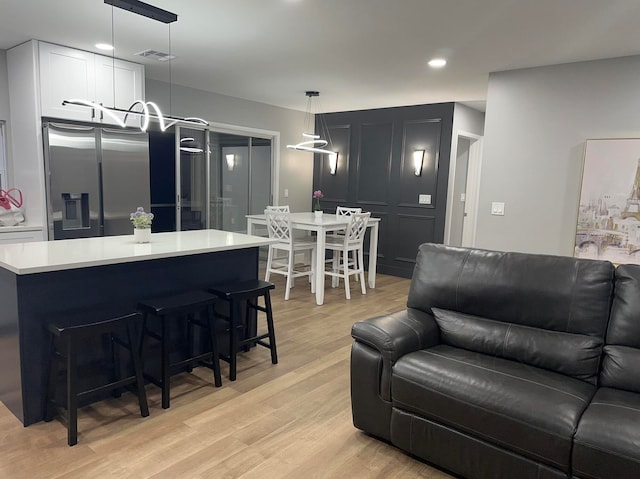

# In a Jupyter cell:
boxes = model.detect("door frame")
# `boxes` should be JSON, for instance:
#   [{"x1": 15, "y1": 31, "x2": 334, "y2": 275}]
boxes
[{"x1": 444, "y1": 130, "x2": 483, "y2": 247}]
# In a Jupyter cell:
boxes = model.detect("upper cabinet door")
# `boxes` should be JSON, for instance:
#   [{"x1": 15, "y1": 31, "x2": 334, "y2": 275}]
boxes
[
  {"x1": 39, "y1": 42, "x2": 96, "y2": 121},
  {"x1": 95, "y1": 56, "x2": 145, "y2": 126}
]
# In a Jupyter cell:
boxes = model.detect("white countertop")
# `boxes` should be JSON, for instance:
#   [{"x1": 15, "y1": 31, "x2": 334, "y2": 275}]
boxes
[{"x1": 0, "y1": 229, "x2": 275, "y2": 275}]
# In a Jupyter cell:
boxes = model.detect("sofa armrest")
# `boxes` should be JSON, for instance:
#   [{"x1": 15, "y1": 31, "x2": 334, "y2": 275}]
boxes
[
  {"x1": 351, "y1": 308, "x2": 440, "y2": 403},
  {"x1": 351, "y1": 307, "x2": 440, "y2": 361}
]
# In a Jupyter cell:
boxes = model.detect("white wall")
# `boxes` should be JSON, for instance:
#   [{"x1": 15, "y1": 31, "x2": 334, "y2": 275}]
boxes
[
  {"x1": 477, "y1": 55, "x2": 640, "y2": 256},
  {"x1": 0, "y1": 50, "x2": 12, "y2": 184},
  {"x1": 453, "y1": 103, "x2": 485, "y2": 137},
  {"x1": 146, "y1": 79, "x2": 312, "y2": 212},
  {"x1": 0, "y1": 51, "x2": 9, "y2": 121}
]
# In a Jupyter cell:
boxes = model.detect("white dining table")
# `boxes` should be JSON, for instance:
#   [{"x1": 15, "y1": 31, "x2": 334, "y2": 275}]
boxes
[{"x1": 246, "y1": 212, "x2": 380, "y2": 305}]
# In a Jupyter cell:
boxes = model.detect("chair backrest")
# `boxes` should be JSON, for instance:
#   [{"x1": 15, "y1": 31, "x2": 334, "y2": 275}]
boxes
[
  {"x1": 336, "y1": 206, "x2": 362, "y2": 217},
  {"x1": 265, "y1": 210, "x2": 292, "y2": 243},
  {"x1": 344, "y1": 212, "x2": 371, "y2": 245},
  {"x1": 266, "y1": 205, "x2": 290, "y2": 213}
]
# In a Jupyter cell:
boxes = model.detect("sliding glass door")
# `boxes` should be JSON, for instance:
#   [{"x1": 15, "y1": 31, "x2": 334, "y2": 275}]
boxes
[
  {"x1": 178, "y1": 127, "x2": 207, "y2": 231},
  {"x1": 209, "y1": 132, "x2": 272, "y2": 232},
  {"x1": 149, "y1": 126, "x2": 272, "y2": 233}
]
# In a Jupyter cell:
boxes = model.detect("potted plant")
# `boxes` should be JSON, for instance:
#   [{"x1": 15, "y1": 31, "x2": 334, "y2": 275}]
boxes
[
  {"x1": 313, "y1": 190, "x2": 324, "y2": 219},
  {"x1": 130, "y1": 206, "x2": 154, "y2": 243}
]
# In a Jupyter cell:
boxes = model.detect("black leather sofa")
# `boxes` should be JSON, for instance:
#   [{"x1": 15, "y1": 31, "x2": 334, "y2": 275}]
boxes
[{"x1": 350, "y1": 243, "x2": 640, "y2": 479}]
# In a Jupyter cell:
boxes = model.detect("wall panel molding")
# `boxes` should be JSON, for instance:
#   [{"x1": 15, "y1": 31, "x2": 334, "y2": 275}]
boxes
[
  {"x1": 313, "y1": 102, "x2": 455, "y2": 277},
  {"x1": 356, "y1": 122, "x2": 393, "y2": 206}
]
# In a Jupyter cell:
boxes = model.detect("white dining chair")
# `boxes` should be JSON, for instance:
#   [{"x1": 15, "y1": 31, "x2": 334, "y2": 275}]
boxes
[
  {"x1": 266, "y1": 205, "x2": 314, "y2": 278},
  {"x1": 329, "y1": 206, "x2": 363, "y2": 242},
  {"x1": 324, "y1": 212, "x2": 371, "y2": 300},
  {"x1": 264, "y1": 210, "x2": 316, "y2": 300},
  {"x1": 266, "y1": 205, "x2": 290, "y2": 213},
  {"x1": 336, "y1": 206, "x2": 362, "y2": 217}
]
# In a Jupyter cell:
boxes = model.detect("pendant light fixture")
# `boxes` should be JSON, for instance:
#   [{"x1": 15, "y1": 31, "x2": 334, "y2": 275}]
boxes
[
  {"x1": 287, "y1": 91, "x2": 337, "y2": 158},
  {"x1": 63, "y1": 0, "x2": 208, "y2": 132}
]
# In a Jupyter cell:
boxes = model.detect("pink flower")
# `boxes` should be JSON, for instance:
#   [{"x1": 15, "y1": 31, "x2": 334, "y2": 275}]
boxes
[{"x1": 313, "y1": 190, "x2": 324, "y2": 199}]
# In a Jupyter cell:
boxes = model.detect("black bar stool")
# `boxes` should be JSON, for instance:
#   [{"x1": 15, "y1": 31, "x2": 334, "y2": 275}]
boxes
[
  {"x1": 209, "y1": 279, "x2": 277, "y2": 381},
  {"x1": 138, "y1": 291, "x2": 221, "y2": 409},
  {"x1": 45, "y1": 311, "x2": 149, "y2": 447}
]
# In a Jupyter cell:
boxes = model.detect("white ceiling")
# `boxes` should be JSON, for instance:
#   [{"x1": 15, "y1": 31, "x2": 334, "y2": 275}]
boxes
[{"x1": 2, "y1": 0, "x2": 640, "y2": 113}]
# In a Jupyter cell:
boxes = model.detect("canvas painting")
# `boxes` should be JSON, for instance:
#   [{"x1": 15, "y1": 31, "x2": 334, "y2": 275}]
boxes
[{"x1": 575, "y1": 138, "x2": 640, "y2": 264}]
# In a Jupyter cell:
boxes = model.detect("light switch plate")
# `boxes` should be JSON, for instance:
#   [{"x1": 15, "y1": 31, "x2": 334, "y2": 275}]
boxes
[
  {"x1": 419, "y1": 194, "x2": 432, "y2": 205},
  {"x1": 284, "y1": 188, "x2": 289, "y2": 198},
  {"x1": 491, "y1": 202, "x2": 505, "y2": 216}
]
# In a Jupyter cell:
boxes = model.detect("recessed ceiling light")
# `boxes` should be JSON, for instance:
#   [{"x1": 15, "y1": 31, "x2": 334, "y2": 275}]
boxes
[
  {"x1": 96, "y1": 43, "x2": 114, "y2": 51},
  {"x1": 428, "y1": 58, "x2": 447, "y2": 68}
]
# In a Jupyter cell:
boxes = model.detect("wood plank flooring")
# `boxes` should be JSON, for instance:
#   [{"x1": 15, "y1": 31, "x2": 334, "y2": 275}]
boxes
[{"x1": 0, "y1": 272, "x2": 452, "y2": 478}]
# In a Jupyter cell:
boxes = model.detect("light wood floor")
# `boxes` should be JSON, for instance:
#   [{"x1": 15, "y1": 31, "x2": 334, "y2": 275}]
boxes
[{"x1": 0, "y1": 272, "x2": 452, "y2": 478}]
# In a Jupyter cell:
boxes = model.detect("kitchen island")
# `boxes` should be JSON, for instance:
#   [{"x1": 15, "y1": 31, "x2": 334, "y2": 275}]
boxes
[{"x1": 0, "y1": 230, "x2": 274, "y2": 425}]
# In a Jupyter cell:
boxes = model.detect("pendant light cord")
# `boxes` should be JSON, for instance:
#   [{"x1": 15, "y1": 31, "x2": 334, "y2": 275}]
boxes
[
  {"x1": 168, "y1": 24, "x2": 172, "y2": 118},
  {"x1": 304, "y1": 95, "x2": 313, "y2": 133},
  {"x1": 111, "y1": 4, "x2": 116, "y2": 108},
  {"x1": 316, "y1": 95, "x2": 334, "y2": 150}
]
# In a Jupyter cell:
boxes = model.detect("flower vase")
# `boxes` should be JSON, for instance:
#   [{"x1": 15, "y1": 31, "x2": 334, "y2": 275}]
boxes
[
  {"x1": 314, "y1": 210, "x2": 323, "y2": 220},
  {"x1": 134, "y1": 227, "x2": 151, "y2": 243}
]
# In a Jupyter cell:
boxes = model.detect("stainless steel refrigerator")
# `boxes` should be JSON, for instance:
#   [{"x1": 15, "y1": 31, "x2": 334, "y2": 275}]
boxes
[{"x1": 43, "y1": 121, "x2": 151, "y2": 240}]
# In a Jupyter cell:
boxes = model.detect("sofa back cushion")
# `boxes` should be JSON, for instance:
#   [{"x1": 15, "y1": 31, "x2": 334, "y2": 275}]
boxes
[
  {"x1": 601, "y1": 264, "x2": 640, "y2": 392},
  {"x1": 408, "y1": 244, "x2": 614, "y2": 381},
  {"x1": 432, "y1": 308, "x2": 603, "y2": 382}
]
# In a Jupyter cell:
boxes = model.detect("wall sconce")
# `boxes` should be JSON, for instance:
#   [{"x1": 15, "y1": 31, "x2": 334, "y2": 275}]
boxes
[
  {"x1": 329, "y1": 152, "x2": 338, "y2": 175},
  {"x1": 413, "y1": 150, "x2": 425, "y2": 176},
  {"x1": 225, "y1": 153, "x2": 235, "y2": 171}
]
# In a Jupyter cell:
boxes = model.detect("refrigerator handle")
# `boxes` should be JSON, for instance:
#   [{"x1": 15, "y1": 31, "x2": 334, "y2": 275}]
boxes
[
  {"x1": 91, "y1": 107, "x2": 96, "y2": 120},
  {"x1": 98, "y1": 159, "x2": 105, "y2": 235},
  {"x1": 99, "y1": 103, "x2": 104, "y2": 121}
]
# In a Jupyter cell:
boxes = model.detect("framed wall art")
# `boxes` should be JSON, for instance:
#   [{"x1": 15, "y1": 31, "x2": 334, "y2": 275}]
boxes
[{"x1": 574, "y1": 138, "x2": 640, "y2": 264}]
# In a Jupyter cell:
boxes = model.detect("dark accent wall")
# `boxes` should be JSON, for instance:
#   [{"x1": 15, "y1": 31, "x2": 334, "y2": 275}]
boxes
[{"x1": 314, "y1": 103, "x2": 454, "y2": 278}]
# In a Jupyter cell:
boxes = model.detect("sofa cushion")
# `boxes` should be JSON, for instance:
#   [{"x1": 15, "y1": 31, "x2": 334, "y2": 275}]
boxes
[
  {"x1": 573, "y1": 387, "x2": 640, "y2": 479},
  {"x1": 408, "y1": 244, "x2": 614, "y2": 338},
  {"x1": 392, "y1": 344, "x2": 596, "y2": 472},
  {"x1": 432, "y1": 308, "x2": 603, "y2": 383},
  {"x1": 602, "y1": 265, "x2": 640, "y2": 393}
]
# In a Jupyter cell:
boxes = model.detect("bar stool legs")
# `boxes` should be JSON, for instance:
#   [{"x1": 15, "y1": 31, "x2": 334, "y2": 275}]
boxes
[
  {"x1": 138, "y1": 292, "x2": 222, "y2": 410},
  {"x1": 209, "y1": 280, "x2": 277, "y2": 381},
  {"x1": 45, "y1": 312, "x2": 149, "y2": 446}
]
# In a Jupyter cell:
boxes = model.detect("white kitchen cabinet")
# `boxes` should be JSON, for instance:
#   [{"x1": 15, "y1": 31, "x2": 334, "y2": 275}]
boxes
[
  {"x1": 39, "y1": 43, "x2": 96, "y2": 121},
  {"x1": 39, "y1": 42, "x2": 145, "y2": 125},
  {"x1": 7, "y1": 40, "x2": 146, "y2": 232},
  {"x1": 0, "y1": 227, "x2": 44, "y2": 245},
  {"x1": 95, "y1": 55, "x2": 145, "y2": 114}
]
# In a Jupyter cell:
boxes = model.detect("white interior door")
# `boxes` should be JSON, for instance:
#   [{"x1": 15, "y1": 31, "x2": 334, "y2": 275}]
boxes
[
  {"x1": 461, "y1": 136, "x2": 483, "y2": 247},
  {"x1": 445, "y1": 131, "x2": 483, "y2": 247},
  {"x1": 449, "y1": 137, "x2": 471, "y2": 246}
]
